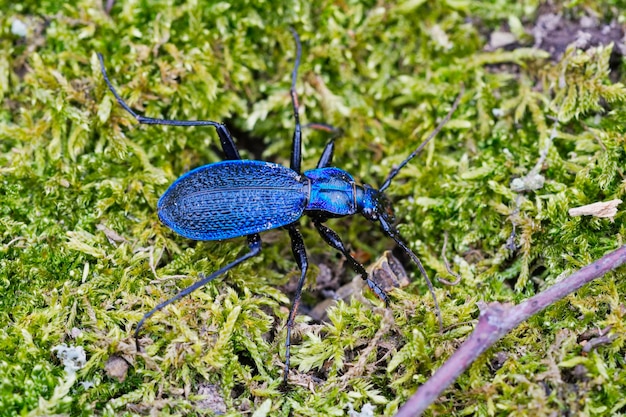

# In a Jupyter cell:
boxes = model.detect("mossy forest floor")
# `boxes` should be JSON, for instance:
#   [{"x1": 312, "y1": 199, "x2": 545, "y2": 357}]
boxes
[{"x1": 2, "y1": 1, "x2": 626, "y2": 416}]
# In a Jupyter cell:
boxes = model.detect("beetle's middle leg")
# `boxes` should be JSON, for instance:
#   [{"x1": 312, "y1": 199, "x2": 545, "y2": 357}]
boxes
[
  {"x1": 288, "y1": 28, "x2": 303, "y2": 173},
  {"x1": 305, "y1": 123, "x2": 342, "y2": 168},
  {"x1": 316, "y1": 138, "x2": 335, "y2": 168},
  {"x1": 97, "y1": 53, "x2": 242, "y2": 161},
  {"x1": 134, "y1": 233, "x2": 262, "y2": 346},
  {"x1": 313, "y1": 221, "x2": 389, "y2": 304},
  {"x1": 283, "y1": 224, "x2": 309, "y2": 383}
]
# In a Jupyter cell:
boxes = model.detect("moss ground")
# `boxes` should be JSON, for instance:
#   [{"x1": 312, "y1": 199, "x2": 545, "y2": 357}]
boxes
[{"x1": 1, "y1": 1, "x2": 626, "y2": 416}]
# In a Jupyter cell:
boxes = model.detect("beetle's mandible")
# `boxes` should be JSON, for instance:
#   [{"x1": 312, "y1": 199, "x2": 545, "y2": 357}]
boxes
[{"x1": 98, "y1": 29, "x2": 462, "y2": 383}]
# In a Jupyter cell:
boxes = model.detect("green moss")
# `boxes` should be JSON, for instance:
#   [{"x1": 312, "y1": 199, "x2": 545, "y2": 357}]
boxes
[{"x1": 1, "y1": 1, "x2": 626, "y2": 416}]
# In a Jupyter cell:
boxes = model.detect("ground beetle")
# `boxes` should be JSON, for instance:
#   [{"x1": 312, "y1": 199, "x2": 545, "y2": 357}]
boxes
[{"x1": 98, "y1": 29, "x2": 462, "y2": 382}]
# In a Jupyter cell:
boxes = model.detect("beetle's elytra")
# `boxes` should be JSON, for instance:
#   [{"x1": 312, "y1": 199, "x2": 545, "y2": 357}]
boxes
[
  {"x1": 98, "y1": 29, "x2": 462, "y2": 383},
  {"x1": 158, "y1": 161, "x2": 309, "y2": 240}
]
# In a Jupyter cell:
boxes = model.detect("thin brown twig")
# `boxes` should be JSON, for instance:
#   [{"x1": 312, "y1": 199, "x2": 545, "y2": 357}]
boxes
[
  {"x1": 394, "y1": 244, "x2": 626, "y2": 417},
  {"x1": 582, "y1": 334, "x2": 617, "y2": 354}
]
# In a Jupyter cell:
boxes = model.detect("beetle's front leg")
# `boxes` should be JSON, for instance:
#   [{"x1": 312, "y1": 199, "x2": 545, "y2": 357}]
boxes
[{"x1": 313, "y1": 221, "x2": 389, "y2": 304}]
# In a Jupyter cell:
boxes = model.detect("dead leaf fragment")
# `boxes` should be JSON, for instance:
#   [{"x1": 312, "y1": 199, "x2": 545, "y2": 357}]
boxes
[
  {"x1": 568, "y1": 199, "x2": 622, "y2": 221},
  {"x1": 105, "y1": 355, "x2": 129, "y2": 382}
]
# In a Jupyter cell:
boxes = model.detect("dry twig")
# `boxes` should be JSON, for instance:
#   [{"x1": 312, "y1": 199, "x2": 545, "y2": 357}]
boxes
[{"x1": 395, "y1": 245, "x2": 626, "y2": 417}]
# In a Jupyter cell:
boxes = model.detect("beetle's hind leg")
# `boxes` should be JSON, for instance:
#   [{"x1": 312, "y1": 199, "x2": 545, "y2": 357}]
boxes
[
  {"x1": 314, "y1": 221, "x2": 389, "y2": 303},
  {"x1": 134, "y1": 234, "x2": 262, "y2": 349},
  {"x1": 283, "y1": 224, "x2": 309, "y2": 383},
  {"x1": 97, "y1": 53, "x2": 242, "y2": 161}
]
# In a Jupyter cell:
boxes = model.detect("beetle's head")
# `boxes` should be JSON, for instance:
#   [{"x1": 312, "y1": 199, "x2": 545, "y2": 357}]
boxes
[{"x1": 360, "y1": 185, "x2": 396, "y2": 225}]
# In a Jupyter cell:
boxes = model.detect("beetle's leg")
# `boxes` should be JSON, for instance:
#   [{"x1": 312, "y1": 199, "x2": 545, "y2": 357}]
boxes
[
  {"x1": 283, "y1": 224, "x2": 308, "y2": 383},
  {"x1": 97, "y1": 53, "x2": 241, "y2": 160},
  {"x1": 210, "y1": 122, "x2": 240, "y2": 160},
  {"x1": 316, "y1": 137, "x2": 335, "y2": 168},
  {"x1": 134, "y1": 234, "x2": 262, "y2": 347},
  {"x1": 313, "y1": 221, "x2": 389, "y2": 304},
  {"x1": 288, "y1": 28, "x2": 303, "y2": 173},
  {"x1": 305, "y1": 123, "x2": 342, "y2": 168}
]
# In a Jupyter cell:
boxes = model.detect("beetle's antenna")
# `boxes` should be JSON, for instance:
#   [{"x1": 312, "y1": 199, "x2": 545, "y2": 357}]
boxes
[
  {"x1": 379, "y1": 86, "x2": 464, "y2": 192},
  {"x1": 394, "y1": 234, "x2": 443, "y2": 330},
  {"x1": 379, "y1": 219, "x2": 443, "y2": 331}
]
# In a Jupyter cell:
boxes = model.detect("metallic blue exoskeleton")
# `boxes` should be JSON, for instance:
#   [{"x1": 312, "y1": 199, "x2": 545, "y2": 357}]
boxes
[
  {"x1": 158, "y1": 161, "x2": 310, "y2": 240},
  {"x1": 158, "y1": 161, "x2": 393, "y2": 242},
  {"x1": 98, "y1": 29, "x2": 461, "y2": 383}
]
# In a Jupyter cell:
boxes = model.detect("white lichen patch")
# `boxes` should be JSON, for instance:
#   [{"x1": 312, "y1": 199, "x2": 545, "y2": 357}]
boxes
[
  {"x1": 52, "y1": 344, "x2": 86, "y2": 376},
  {"x1": 347, "y1": 402, "x2": 375, "y2": 417}
]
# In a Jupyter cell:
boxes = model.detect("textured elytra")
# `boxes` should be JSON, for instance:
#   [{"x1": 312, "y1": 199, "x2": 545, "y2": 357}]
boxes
[{"x1": 158, "y1": 160, "x2": 309, "y2": 240}]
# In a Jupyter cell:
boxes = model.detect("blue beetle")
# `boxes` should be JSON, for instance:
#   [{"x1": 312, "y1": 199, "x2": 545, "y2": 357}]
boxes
[{"x1": 98, "y1": 29, "x2": 461, "y2": 382}]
